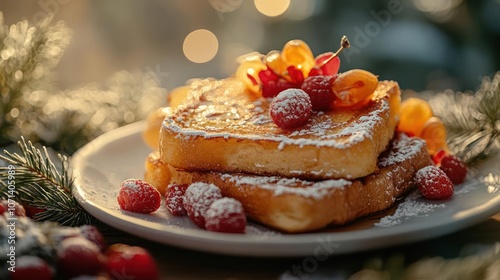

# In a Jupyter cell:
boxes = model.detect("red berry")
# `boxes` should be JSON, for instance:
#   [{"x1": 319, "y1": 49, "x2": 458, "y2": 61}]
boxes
[
  {"x1": 10, "y1": 256, "x2": 54, "y2": 280},
  {"x1": 80, "y1": 225, "x2": 106, "y2": 251},
  {"x1": 439, "y1": 155, "x2": 467, "y2": 185},
  {"x1": 262, "y1": 79, "x2": 298, "y2": 98},
  {"x1": 205, "y1": 198, "x2": 247, "y2": 233},
  {"x1": 51, "y1": 226, "x2": 82, "y2": 245},
  {"x1": 117, "y1": 179, "x2": 161, "y2": 214},
  {"x1": 106, "y1": 244, "x2": 159, "y2": 280},
  {"x1": 301, "y1": 75, "x2": 336, "y2": 111},
  {"x1": 183, "y1": 183, "x2": 222, "y2": 228},
  {"x1": 414, "y1": 166, "x2": 454, "y2": 200},
  {"x1": 269, "y1": 88, "x2": 312, "y2": 129},
  {"x1": 165, "y1": 183, "x2": 189, "y2": 216},
  {"x1": 57, "y1": 237, "x2": 105, "y2": 278},
  {"x1": 314, "y1": 52, "x2": 341, "y2": 76}
]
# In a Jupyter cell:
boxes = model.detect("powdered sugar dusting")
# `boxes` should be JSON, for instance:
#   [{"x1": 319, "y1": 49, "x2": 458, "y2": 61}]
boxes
[
  {"x1": 245, "y1": 225, "x2": 281, "y2": 237},
  {"x1": 163, "y1": 79, "x2": 396, "y2": 150},
  {"x1": 220, "y1": 173, "x2": 350, "y2": 200},
  {"x1": 184, "y1": 182, "x2": 222, "y2": 219},
  {"x1": 206, "y1": 197, "x2": 243, "y2": 218},
  {"x1": 379, "y1": 134, "x2": 426, "y2": 167},
  {"x1": 375, "y1": 192, "x2": 446, "y2": 227}
]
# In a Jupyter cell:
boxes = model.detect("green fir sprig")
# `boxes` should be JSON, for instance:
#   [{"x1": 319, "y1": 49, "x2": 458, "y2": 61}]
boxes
[
  {"x1": 430, "y1": 72, "x2": 500, "y2": 164},
  {"x1": 0, "y1": 137, "x2": 94, "y2": 226}
]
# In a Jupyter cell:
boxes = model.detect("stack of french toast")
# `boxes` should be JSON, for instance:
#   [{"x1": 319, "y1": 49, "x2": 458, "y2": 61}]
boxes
[{"x1": 142, "y1": 39, "x2": 433, "y2": 233}]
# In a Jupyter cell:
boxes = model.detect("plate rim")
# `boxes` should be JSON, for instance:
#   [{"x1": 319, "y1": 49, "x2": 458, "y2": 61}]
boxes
[{"x1": 72, "y1": 122, "x2": 500, "y2": 257}]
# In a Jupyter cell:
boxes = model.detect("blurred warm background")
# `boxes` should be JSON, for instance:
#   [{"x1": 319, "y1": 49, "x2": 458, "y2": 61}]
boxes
[
  {"x1": 1, "y1": 0, "x2": 499, "y2": 154},
  {"x1": 1, "y1": 0, "x2": 499, "y2": 92}
]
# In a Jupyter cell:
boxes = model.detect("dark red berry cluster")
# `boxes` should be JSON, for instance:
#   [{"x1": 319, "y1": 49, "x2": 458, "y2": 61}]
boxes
[{"x1": 1, "y1": 202, "x2": 159, "y2": 280}]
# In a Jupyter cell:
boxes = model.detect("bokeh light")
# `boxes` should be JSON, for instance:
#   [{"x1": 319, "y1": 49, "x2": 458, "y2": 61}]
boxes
[
  {"x1": 413, "y1": 0, "x2": 463, "y2": 22},
  {"x1": 183, "y1": 29, "x2": 219, "y2": 63},
  {"x1": 254, "y1": 0, "x2": 290, "y2": 17}
]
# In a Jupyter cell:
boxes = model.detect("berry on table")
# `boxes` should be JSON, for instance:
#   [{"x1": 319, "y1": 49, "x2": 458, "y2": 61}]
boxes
[
  {"x1": 205, "y1": 198, "x2": 247, "y2": 233},
  {"x1": 117, "y1": 179, "x2": 161, "y2": 214},
  {"x1": 57, "y1": 236, "x2": 105, "y2": 278},
  {"x1": 301, "y1": 75, "x2": 336, "y2": 111},
  {"x1": 80, "y1": 225, "x2": 107, "y2": 251},
  {"x1": 106, "y1": 243, "x2": 159, "y2": 280},
  {"x1": 269, "y1": 88, "x2": 312, "y2": 129},
  {"x1": 183, "y1": 183, "x2": 223, "y2": 228},
  {"x1": 414, "y1": 166, "x2": 454, "y2": 200},
  {"x1": 439, "y1": 154, "x2": 467, "y2": 185},
  {"x1": 165, "y1": 183, "x2": 189, "y2": 216},
  {"x1": 10, "y1": 255, "x2": 54, "y2": 280}
]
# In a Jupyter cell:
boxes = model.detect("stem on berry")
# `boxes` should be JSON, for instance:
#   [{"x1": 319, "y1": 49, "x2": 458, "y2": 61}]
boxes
[{"x1": 320, "y1": 36, "x2": 351, "y2": 67}]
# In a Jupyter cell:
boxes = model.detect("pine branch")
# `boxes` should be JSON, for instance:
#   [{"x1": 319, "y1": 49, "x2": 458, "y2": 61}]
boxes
[
  {"x1": 0, "y1": 137, "x2": 95, "y2": 226},
  {"x1": 17, "y1": 182, "x2": 94, "y2": 226},
  {"x1": 430, "y1": 72, "x2": 500, "y2": 164}
]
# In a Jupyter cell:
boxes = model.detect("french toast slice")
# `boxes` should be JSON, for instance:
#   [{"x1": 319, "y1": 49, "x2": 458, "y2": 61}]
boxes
[
  {"x1": 146, "y1": 134, "x2": 431, "y2": 233},
  {"x1": 160, "y1": 79, "x2": 401, "y2": 180}
]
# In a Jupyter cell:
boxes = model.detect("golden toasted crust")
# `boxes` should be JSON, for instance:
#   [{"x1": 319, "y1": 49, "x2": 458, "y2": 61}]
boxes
[
  {"x1": 143, "y1": 150, "x2": 172, "y2": 195},
  {"x1": 160, "y1": 79, "x2": 400, "y2": 180},
  {"x1": 146, "y1": 134, "x2": 432, "y2": 233}
]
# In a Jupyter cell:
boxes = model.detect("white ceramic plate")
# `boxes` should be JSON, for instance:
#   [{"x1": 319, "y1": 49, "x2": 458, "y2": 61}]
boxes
[{"x1": 72, "y1": 122, "x2": 500, "y2": 257}]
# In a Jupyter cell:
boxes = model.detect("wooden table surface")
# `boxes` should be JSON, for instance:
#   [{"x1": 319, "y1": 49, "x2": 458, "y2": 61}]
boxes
[{"x1": 99, "y1": 212, "x2": 500, "y2": 280}]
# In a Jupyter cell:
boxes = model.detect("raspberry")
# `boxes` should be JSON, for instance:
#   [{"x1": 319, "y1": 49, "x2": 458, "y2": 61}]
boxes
[
  {"x1": 301, "y1": 75, "x2": 336, "y2": 111},
  {"x1": 51, "y1": 226, "x2": 82, "y2": 245},
  {"x1": 57, "y1": 237, "x2": 105, "y2": 278},
  {"x1": 205, "y1": 198, "x2": 247, "y2": 233},
  {"x1": 106, "y1": 243, "x2": 159, "y2": 280},
  {"x1": 10, "y1": 256, "x2": 54, "y2": 280},
  {"x1": 414, "y1": 166, "x2": 454, "y2": 200},
  {"x1": 183, "y1": 183, "x2": 222, "y2": 228},
  {"x1": 117, "y1": 179, "x2": 161, "y2": 214},
  {"x1": 269, "y1": 88, "x2": 312, "y2": 129},
  {"x1": 439, "y1": 154, "x2": 467, "y2": 185},
  {"x1": 80, "y1": 225, "x2": 106, "y2": 251},
  {"x1": 165, "y1": 183, "x2": 189, "y2": 216}
]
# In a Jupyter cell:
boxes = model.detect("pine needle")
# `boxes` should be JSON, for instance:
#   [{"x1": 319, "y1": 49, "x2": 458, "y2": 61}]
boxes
[
  {"x1": 0, "y1": 137, "x2": 95, "y2": 226},
  {"x1": 430, "y1": 72, "x2": 500, "y2": 164}
]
